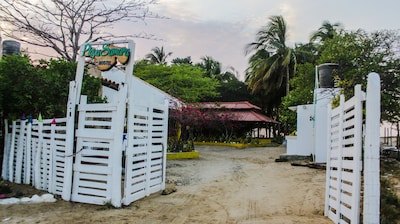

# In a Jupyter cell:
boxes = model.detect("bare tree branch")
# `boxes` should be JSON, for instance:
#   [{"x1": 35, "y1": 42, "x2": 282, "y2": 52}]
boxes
[{"x1": 0, "y1": 0, "x2": 164, "y2": 61}]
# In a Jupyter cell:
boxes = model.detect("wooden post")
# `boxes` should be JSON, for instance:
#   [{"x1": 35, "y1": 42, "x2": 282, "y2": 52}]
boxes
[
  {"x1": 8, "y1": 121, "x2": 17, "y2": 182},
  {"x1": 15, "y1": 118, "x2": 26, "y2": 184},
  {"x1": 25, "y1": 118, "x2": 32, "y2": 184},
  {"x1": 1, "y1": 119, "x2": 9, "y2": 179},
  {"x1": 35, "y1": 117, "x2": 44, "y2": 189}
]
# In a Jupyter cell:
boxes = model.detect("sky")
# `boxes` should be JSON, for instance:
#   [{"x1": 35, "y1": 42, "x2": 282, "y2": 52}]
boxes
[
  {"x1": 126, "y1": 0, "x2": 400, "y2": 80},
  {"x1": 4, "y1": 0, "x2": 399, "y2": 81}
]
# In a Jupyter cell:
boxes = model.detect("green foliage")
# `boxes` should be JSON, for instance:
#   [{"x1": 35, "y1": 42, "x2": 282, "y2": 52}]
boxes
[
  {"x1": 0, "y1": 55, "x2": 103, "y2": 119},
  {"x1": 134, "y1": 63, "x2": 219, "y2": 103},
  {"x1": 0, "y1": 55, "x2": 37, "y2": 119},
  {"x1": 245, "y1": 15, "x2": 296, "y2": 119},
  {"x1": 318, "y1": 29, "x2": 400, "y2": 123},
  {"x1": 380, "y1": 159, "x2": 400, "y2": 223},
  {"x1": 145, "y1": 46, "x2": 172, "y2": 65},
  {"x1": 202, "y1": 72, "x2": 251, "y2": 102},
  {"x1": 279, "y1": 63, "x2": 316, "y2": 132},
  {"x1": 196, "y1": 56, "x2": 221, "y2": 79},
  {"x1": 171, "y1": 56, "x2": 192, "y2": 65}
]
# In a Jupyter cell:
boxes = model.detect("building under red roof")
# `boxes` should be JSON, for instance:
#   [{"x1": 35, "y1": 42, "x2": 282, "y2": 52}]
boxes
[
  {"x1": 200, "y1": 101, "x2": 278, "y2": 138},
  {"x1": 200, "y1": 101, "x2": 278, "y2": 124}
]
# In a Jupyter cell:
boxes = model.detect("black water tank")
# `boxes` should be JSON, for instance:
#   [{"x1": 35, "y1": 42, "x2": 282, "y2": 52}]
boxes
[
  {"x1": 2, "y1": 40, "x2": 21, "y2": 55},
  {"x1": 318, "y1": 63, "x2": 339, "y2": 88}
]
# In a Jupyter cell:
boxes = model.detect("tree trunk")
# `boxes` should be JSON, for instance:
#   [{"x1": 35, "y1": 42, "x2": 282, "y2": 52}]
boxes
[{"x1": 286, "y1": 66, "x2": 290, "y2": 96}]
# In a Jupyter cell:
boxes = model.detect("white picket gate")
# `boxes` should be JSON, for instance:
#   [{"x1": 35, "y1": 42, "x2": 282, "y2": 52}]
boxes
[
  {"x1": 325, "y1": 85, "x2": 364, "y2": 223},
  {"x1": 325, "y1": 73, "x2": 380, "y2": 224},
  {"x1": 71, "y1": 89, "x2": 127, "y2": 206},
  {"x1": 123, "y1": 76, "x2": 169, "y2": 205},
  {"x1": 2, "y1": 40, "x2": 170, "y2": 207}
]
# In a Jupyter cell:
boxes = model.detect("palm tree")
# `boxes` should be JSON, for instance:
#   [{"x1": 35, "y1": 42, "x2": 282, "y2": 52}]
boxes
[
  {"x1": 310, "y1": 21, "x2": 342, "y2": 43},
  {"x1": 145, "y1": 46, "x2": 172, "y2": 65},
  {"x1": 197, "y1": 56, "x2": 222, "y2": 79},
  {"x1": 245, "y1": 15, "x2": 296, "y2": 97}
]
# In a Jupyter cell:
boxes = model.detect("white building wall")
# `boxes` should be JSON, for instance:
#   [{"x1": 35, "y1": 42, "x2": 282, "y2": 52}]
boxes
[
  {"x1": 286, "y1": 104, "x2": 314, "y2": 156},
  {"x1": 314, "y1": 88, "x2": 339, "y2": 163}
]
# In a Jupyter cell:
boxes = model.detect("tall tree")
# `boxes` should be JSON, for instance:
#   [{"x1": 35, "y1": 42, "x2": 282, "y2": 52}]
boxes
[
  {"x1": 318, "y1": 29, "x2": 400, "y2": 124},
  {"x1": 171, "y1": 56, "x2": 193, "y2": 65},
  {"x1": 245, "y1": 15, "x2": 296, "y2": 97},
  {"x1": 310, "y1": 21, "x2": 343, "y2": 43},
  {"x1": 197, "y1": 56, "x2": 222, "y2": 79},
  {"x1": 134, "y1": 63, "x2": 219, "y2": 102},
  {"x1": 0, "y1": 0, "x2": 161, "y2": 61},
  {"x1": 145, "y1": 46, "x2": 173, "y2": 65}
]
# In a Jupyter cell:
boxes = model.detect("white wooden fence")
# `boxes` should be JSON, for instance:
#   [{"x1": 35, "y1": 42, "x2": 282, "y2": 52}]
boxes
[
  {"x1": 2, "y1": 117, "x2": 68, "y2": 196},
  {"x1": 2, "y1": 76, "x2": 169, "y2": 208},
  {"x1": 2, "y1": 40, "x2": 170, "y2": 208},
  {"x1": 325, "y1": 73, "x2": 380, "y2": 224}
]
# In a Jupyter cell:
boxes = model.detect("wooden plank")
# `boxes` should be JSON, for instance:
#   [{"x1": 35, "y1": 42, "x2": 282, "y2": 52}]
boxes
[
  {"x1": 75, "y1": 187, "x2": 108, "y2": 198},
  {"x1": 342, "y1": 160, "x2": 356, "y2": 170},
  {"x1": 73, "y1": 164, "x2": 112, "y2": 175},
  {"x1": 79, "y1": 172, "x2": 108, "y2": 181},
  {"x1": 76, "y1": 129, "x2": 115, "y2": 140},
  {"x1": 77, "y1": 180, "x2": 108, "y2": 190},
  {"x1": 78, "y1": 103, "x2": 117, "y2": 111},
  {"x1": 341, "y1": 171, "x2": 355, "y2": 183}
]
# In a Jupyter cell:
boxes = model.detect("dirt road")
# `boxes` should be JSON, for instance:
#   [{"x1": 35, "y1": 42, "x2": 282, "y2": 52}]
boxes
[{"x1": 0, "y1": 145, "x2": 331, "y2": 223}]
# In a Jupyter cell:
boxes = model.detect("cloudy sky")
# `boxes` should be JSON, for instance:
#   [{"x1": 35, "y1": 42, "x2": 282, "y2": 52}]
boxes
[{"x1": 127, "y1": 0, "x2": 400, "y2": 80}]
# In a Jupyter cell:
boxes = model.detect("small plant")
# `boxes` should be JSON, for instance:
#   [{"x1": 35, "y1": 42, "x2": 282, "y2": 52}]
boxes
[
  {"x1": 380, "y1": 159, "x2": 400, "y2": 223},
  {"x1": 380, "y1": 178, "x2": 400, "y2": 223}
]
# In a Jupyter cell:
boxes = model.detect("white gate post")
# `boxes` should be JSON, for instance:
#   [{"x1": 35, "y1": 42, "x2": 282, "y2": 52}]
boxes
[
  {"x1": 363, "y1": 72, "x2": 380, "y2": 224},
  {"x1": 110, "y1": 84, "x2": 128, "y2": 208},
  {"x1": 62, "y1": 81, "x2": 78, "y2": 200}
]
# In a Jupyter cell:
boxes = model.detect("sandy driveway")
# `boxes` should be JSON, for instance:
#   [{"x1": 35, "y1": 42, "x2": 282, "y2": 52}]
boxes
[{"x1": 0, "y1": 145, "x2": 331, "y2": 224}]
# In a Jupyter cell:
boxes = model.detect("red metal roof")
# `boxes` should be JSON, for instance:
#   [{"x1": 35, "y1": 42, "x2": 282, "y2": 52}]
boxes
[
  {"x1": 200, "y1": 101, "x2": 278, "y2": 124},
  {"x1": 201, "y1": 101, "x2": 261, "y2": 110},
  {"x1": 210, "y1": 111, "x2": 278, "y2": 123}
]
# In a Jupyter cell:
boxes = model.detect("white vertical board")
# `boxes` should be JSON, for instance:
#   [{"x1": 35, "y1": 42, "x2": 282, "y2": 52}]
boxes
[
  {"x1": 1, "y1": 120, "x2": 11, "y2": 180},
  {"x1": 325, "y1": 85, "x2": 364, "y2": 224},
  {"x1": 363, "y1": 73, "x2": 380, "y2": 224},
  {"x1": 123, "y1": 76, "x2": 169, "y2": 206},
  {"x1": 62, "y1": 80, "x2": 79, "y2": 200},
  {"x1": 15, "y1": 120, "x2": 26, "y2": 184}
]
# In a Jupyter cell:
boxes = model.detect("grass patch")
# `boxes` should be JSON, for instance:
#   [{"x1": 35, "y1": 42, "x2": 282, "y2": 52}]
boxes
[{"x1": 380, "y1": 158, "x2": 400, "y2": 223}]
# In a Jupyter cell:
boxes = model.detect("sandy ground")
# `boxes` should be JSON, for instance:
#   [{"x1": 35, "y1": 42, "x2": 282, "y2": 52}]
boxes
[{"x1": 0, "y1": 145, "x2": 332, "y2": 224}]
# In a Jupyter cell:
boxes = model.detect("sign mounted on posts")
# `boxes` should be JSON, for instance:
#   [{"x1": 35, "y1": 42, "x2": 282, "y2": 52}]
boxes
[{"x1": 82, "y1": 43, "x2": 130, "y2": 71}]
